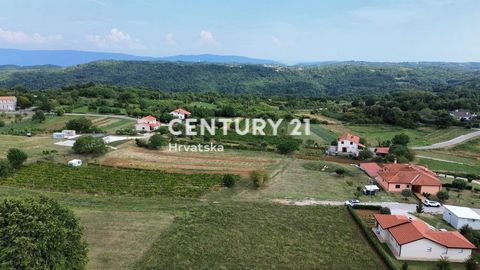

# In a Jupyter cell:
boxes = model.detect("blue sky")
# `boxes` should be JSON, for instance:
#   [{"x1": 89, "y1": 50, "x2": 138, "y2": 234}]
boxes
[{"x1": 0, "y1": 0, "x2": 479, "y2": 62}]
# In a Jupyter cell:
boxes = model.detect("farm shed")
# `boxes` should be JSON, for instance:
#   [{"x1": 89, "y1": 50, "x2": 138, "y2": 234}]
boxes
[{"x1": 443, "y1": 205, "x2": 480, "y2": 230}]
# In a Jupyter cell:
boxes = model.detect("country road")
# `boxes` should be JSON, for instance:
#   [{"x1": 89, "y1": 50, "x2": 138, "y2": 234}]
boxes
[{"x1": 411, "y1": 129, "x2": 480, "y2": 150}]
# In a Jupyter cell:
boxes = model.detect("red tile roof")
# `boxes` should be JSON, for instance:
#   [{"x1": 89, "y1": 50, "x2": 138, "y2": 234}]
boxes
[
  {"x1": 377, "y1": 164, "x2": 442, "y2": 187},
  {"x1": 360, "y1": 162, "x2": 383, "y2": 177},
  {"x1": 374, "y1": 214, "x2": 475, "y2": 249},
  {"x1": 375, "y1": 147, "x2": 390, "y2": 154},
  {"x1": 173, "y1": 108, "x2": 191, "y2": 115},
  {"x1": 0, "y1": 96, "x2": 16, "y2": 100},
  {"x1": 338, "y1": 133, "x2": 360, "y2": 144},
  {"x1": 373, "y1": 214, "x2": 409, "y2": 229},
  {"x1": 141, "y1": 115, "x2": 157, "y2": 121}
]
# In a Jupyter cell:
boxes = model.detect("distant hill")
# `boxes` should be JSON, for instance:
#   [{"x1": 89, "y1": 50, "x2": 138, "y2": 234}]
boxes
[
  {"x1": 1, "y1": 60, "x2": 478, "y2": 96},
  {"x1": 0, "y1": 48, "x2": 278, "y2": 66}
]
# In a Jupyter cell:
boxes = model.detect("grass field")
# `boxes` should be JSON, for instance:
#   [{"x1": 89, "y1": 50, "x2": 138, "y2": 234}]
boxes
[
  {"x1": 2, "y1": 162, "x2": 223, "y2": 197},
  {"x1": 0, "y1": 114, "x2": 134, "y2": 134},
  {"x1": 98, "y1": 141, "x2": 285, "y2": 176},
  {"x1": 137, "y1": 203, "x2": 386, "y2": 270},
  {"x1": 416, "y1": 158, "x2": 480, "y2": 175}
]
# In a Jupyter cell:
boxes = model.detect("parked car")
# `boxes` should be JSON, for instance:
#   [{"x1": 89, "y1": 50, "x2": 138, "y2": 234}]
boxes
[
  {"x1": 345, "y1": 199, "x2": 360, "y2": 207},
  {"x1": 423, "y1": 199, "x2": 441, "y2": 207}
]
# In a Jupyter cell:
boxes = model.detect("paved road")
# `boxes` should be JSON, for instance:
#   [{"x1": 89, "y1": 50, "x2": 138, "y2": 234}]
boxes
[
  {"x1": 412, "y1": 129, "x2": 480, "y2": 150},
  {"x1": 272, "y1": 199, "x2": 480, "y2": 215},
  {"x1": 64, "y1": 113, "x2": 136, "y2": 121}
]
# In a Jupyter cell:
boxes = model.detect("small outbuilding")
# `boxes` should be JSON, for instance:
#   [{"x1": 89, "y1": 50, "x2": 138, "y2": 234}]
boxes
[
  {"x1": 443, "y1": 205, "x2": 480, "y2": 230},
  {"x1": 68, "y1": 159, "x2": 82, "y2": 167},
  {"x1": 52, "y1": 132, "x2": 65, "y2": 139},
  {"x1": 363, "y1": 185, "x2": 380, "y2": 195}
]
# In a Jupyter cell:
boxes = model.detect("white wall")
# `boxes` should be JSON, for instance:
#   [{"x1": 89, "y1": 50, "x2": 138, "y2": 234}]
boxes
[
  {"x1": 337, "y1": 140, "x2": 359, "y2": 155},
  {"x1": 443, "y1": 209, "x2": 480, "y2": 230},
  {"x1": 401, "y1": 239, "x2": 471, "y2": 262}
]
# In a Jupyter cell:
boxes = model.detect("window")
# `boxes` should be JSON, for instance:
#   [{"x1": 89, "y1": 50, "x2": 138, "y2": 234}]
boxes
[
  {"x1": 427, "y1": 247, "x2": 432, "y2": 252},
  {"x1": 395, "y1": 184, "x2": 400, "y2": 189},
  {"x1": 406, "y1": 185, "x2": 409, "y2": 188},
  {"x1": 459, "y1": 249, "x2": 463, "y2": 253},
  {"x1": 341, "y1": 141, "x2": 344, "y2": 144},
  {"x1": 350, "y1": 142, "x2": 353, "y2": 145}
]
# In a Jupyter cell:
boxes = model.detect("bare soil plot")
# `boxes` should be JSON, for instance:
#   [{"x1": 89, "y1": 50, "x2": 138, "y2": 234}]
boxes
[{"x1": 98, "y1": 142, "x2": 285, "y2": 176}]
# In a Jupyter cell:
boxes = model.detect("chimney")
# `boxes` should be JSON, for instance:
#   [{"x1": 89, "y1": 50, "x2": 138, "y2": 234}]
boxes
[{"x1": 394, "y1": 158, "x2": 397, "y2": 164}]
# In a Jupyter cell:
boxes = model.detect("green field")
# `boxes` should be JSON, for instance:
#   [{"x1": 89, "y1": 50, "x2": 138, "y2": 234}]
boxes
[
  {"x1": 347, "y1": 125, "x2": 472, "y2": 147},
  {"x1": 416, "y1": 158, "x2": 480, "y2": 176},
  {"x1": 2, "y1": 162, "x2": 222, "y2": 197},
  {"x1": 137, "y1": 203, "x2": 386, "y2": 270}
]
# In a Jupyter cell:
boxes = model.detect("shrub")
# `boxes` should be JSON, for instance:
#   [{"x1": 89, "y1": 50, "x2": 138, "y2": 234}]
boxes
[
  {"x1": 335, "y1": 168, "x2": 346, "y2": 176},
  {"x1": 452, "y1": 179, "x2": 468, "y2": 190},
  {"x1": 135, "y1": 138, "x2": 149, "y2": 148},
  {"x1": 222, "y1": 174, "x2": 240, "y2": 188},
  {"x1": 277, "y1": 140, "x2": 300, "y2": 154},
  {"x1": 0, "y1": 197, "x2": 88, "y2": 269},
  {"x1": 0, "y1": 120, "x2": 5, "y2": 127},
  {"x1": 358, "y1": 149, "x2": 374, "y2": 160},
  {"x1": 73, "y1": 135, "x2": 107, "y2": 155},
  {"x1": 251, "y1": 170, "x2": 270, "y2": 188},
  {"x1": 464, "y1": 256, "x2": 478, "y2": 270},
  {"x1": 148, "y1": 134, "x2": 166, "y2": 149},
  {"x1": 416, "y1": 202, "x2": 424, "y2": 213},
  {"x1": 0, "y1": 159, "x2": 12, "y2": 177},
  {"x1": 402, "y1": 261, "x2": 409, "y2": 270},
  {"x1": 379, "y1": 207, "x2": 391, "y2": 214},
  {"x1": 401, "y1": 188, "x2": 412, "y2": 199},
  {"x1": 437, "y1": 190, "x2": 449, "y2": 203},
  {"x1": 436, "y1": 256, "x2": 451, "y2": 270},
  {"x1": 7, "y1": 148, "x2": 28, "y2": 169},
  {"x1": 32, "y1": 110, "x2": 46, "y2": 122}
]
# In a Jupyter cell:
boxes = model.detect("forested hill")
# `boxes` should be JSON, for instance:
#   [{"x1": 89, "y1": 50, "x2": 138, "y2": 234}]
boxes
[{"x1": 0, "y1": 60, "x2": 478, "y2": 96}]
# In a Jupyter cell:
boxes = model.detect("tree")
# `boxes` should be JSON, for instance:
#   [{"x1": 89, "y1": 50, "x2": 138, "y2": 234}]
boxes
[
  {"x1": 358, "y1": 149, "x2": 374, "y2": 160},
  {"x1": 464, "y1": 256, "x2": 479, "y2": 270},
  {"x1": 72, "y1": 135, "x2": 107, "y2": 155},
  {"x1": 55, "y1": 107, "x2": 65, "y2": 116},
  {"x1": 66, "y1": 117, "x2": 93, "y2": 133},
  {"x1": 388, "y1": 144, "x2": 415, "y2": 162},
  {"x1": 223, "y1": 174, "x2": 240, "y2": 188},
  {"x1": 0, "y1": 159, "x2": 12, "y2": 177},
  {"x1": 148, "y1": 134, "x2": 166, "y2": 149},
  {"x1": 460, "y1": 225, "x2": 480, "y2": 247},
  {"x1": 401, "y1": 189, "x2": 412, "y2": 200},
  {"x1": 392, "y1": 133, "x2": 410, "y2": 145},
  {"x1": 436, "y1": 256, "x2": 451, "y2": 270},
  {"x1": 32, "y1": 110, "x2": 46, "y2": 122},
  {"x1": 437, "y1": 190, "x2": 449, "y2": 203},
  {"x1": 0, "y1": 197, "x2": 87, "y2": 269},
  {"x1": 7, "y1": 148, "x2": 28, "y2": 169},
  {"x1": 251, "y1": 170, "x2": 270, "y2": 188},
  {"x1": 380, "y1": 207, "x2": 391, "y2": 214},
  {"x1": 277, "y1": 140, "x2": 300, "y2": 154},
  {"x1": 416, "y1": 202, "x2": 424, "y2": 213}
]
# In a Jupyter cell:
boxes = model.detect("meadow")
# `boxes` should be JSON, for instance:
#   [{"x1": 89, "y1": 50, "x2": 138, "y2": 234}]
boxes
[{"x1": 137, "y1": 203, "x2": 386, "y2": 270}]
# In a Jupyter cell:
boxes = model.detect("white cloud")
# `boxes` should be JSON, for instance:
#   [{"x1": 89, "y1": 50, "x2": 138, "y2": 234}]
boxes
[
  {"x1": 0, "y1": 27, "x2": 62, "y2": 44},
  {"x1": 199, "y1": 30, "x2": 217, "y2": 45},
  {"x1": 86, "y1": 28, "x2": 143, "y2": 49},
  {"x1": 165, "y1": 33, "x2": 176, "y2": 45}
]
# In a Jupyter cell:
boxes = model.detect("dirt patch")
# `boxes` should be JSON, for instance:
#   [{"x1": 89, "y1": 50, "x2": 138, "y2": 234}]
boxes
[{"x1": 355, "y1": 209, "x2": 379, "y2": 227}]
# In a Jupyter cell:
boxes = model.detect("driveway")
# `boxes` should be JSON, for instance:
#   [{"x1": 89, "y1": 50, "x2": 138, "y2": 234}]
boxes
[{"x1": 412, "y1": 130, "x2": 480, "y2": 150}]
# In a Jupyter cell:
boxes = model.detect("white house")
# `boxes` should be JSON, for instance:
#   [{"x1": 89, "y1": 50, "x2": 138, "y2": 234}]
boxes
[
  {"x1": 450, "y1": 109, "x2": 477, "y2": 121},
  {"x1": 336, "y1": 133, "x2": 365, "y2": 156},
  {"x1": 170, "y1": 108, "x2": 191, "y2": 120},
  {"x1": 374, "y1": 214, "x2": 475, "y2": 262},
  {"x1": 443, "y1": 205, "x2": 480, "y2": 230},
  {"x1": 135, "y1": 115, "x2": 160, "y2": 132},
  {"x1": 0, "y1": 96, "x2": 17, "y2": 111}
]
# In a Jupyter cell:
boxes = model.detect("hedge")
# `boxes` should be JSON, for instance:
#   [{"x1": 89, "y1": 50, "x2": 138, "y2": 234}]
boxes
[
  {"x1": 352, "y1": 204, "x2": 382, "y2": 211},
  {"x1": 347, "y1": 206, "x2": 398, "y2": 270},
  {"x1": 442, "y1": 183, "x2": 473, "y2": 190}
]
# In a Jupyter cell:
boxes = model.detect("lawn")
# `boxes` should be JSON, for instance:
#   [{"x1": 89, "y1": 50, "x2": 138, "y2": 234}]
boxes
[
  {"x1": 137, "y1": 203, "x2": 386, "y2": 270},
  {"x1": 0, "y1": 134, "x2": 72, "y2": 162},
  {"x1": 413, "y1": 213, "x2": 455, "y2": 231},
  {"x1": 1, "y1": 162, "x2": 223, "y2": 197},
  {"x1": 416, "y1": 158, "x2": 480, "y2": 175}
]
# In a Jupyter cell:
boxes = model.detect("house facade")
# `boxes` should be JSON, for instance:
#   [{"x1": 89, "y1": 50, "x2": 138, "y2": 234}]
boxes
[
  {"x1": 375, "y1": 163, "x2": 442, "y2": 195},
  {"x1": 336, "y1": 133, "x2": 365, "y2": 156},
  {"x1": 374, "y1": 214, "x2": 475, "y2": 262},
  {"x1": 450, "y1": 109, "x2": 477, "y2": 121},
  {"x1": 0, "y1": 96, "x2": 17, "y2": 111},
  {"x1": 135, "y1": 115, "x2": 160, "y2": 132},
  {"x1": 170, "y1": 108, "x2": 191, "y2": 120},
  {"x1": 443, "y1": 205, "x2": 480, "y2": 230}
]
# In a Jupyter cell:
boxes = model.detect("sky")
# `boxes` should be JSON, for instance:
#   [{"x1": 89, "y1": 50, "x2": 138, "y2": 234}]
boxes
[{"x1": 0, "y1": 0, "x2": 479, "y2": 63}]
